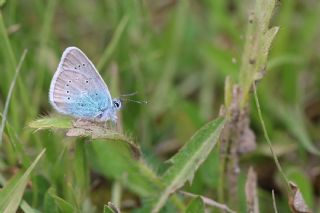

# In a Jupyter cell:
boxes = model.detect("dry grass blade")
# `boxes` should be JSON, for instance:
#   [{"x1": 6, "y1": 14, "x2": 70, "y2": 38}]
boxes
[
  {"x1": 0, "y1": 49, "x2": 28, "y2": 145},
  {"x1": 288, "y1": 182, "x2": 311, "y2": 213},
  {"x1": 245, "y1": 167, "x2": 259, "y2": 213},
  {"x1": 272, "y1": 189, "x2": 278, "y2": 213},
  {"x1": 180, "y1": 191, "x2": 236, "y2": 213}
]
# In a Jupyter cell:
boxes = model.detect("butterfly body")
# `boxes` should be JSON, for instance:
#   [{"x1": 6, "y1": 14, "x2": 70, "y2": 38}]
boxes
[{"x1": 49, "y1": 47, "x2": 121, "y2": 122}]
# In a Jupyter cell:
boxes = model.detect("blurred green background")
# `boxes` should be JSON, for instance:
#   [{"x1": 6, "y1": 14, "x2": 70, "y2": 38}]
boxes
[{"x1": 0, "y1": 0, "x2": 320, "y2": 212}]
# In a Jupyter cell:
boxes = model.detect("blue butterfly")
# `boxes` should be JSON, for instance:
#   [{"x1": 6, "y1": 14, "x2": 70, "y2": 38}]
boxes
[{"x1": 49, "y1": 47, "x2": 121, "y2": 122}]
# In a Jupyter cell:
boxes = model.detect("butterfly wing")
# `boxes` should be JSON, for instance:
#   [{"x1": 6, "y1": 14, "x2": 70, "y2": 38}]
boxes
[{"x1": 49, "y1": 47, "x2": 113, "y2": 119}]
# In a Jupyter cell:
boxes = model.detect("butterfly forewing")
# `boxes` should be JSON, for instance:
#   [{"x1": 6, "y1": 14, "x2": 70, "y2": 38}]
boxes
[{"x1": 49, "y1": 47, "x2": 113, "y2": 118}]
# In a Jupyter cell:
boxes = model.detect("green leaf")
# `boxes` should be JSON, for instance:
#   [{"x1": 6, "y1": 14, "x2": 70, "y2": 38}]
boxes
[
  {"x1": 152, "y1": 117, "x2": 225, "y2": 212},
  {"x1": 49, "y1": 192, "x2": 75, "y2": 213},
  {"x1": 89, "y1": 140, "x2": 162, "y2": 197},
  {"x1": 0, "y1": 149, "x2": 46, "y2": 213},
  {"x1": 186, "y1": 197, "x2": 205, "y2": 213},
  {"x1": 28, "y1": 117, "x2": 73, "y2": 129},
  {"x1": 239, "y1": 0, "x2": 278, "y2": 107},
  {"x1": 43, "y1": 189, "x2": 58, "y2": 213},
  {"x1": 20, "y1": 200, "x2": 41, "y2": 213},
  {"x1": 74, "y1": 142, "x2": 89, "y2": 202},
  {"x1": 104, "y1": 205, "x2": 116, "y2": 213}
]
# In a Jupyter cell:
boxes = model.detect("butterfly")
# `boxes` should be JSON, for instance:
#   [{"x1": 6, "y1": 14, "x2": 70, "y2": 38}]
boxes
[{"x1": 49, "y1": 47, "x2": 121, "y2": 122}]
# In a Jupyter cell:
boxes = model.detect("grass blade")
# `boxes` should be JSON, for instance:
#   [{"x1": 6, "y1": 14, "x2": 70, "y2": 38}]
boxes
[
  {"x1": 0, "y1": 12, "x2": 16, "y2": 72},
  {"x1": 47, "y1": 188, "x2": 75, "y2": 213},
  {"x1": 20, "y1": 200, "x2": 41, "y2": 213},
  {"x1": 97, "y1": 16, "x2": 129, "y2": 70},
  {"x1": 253, "y1": 83, "x2": 290, "y2": 189},
  {"x1": 152, "y1": 117, "x2": 225, "y2": 212},
  {"x1": 0, "y1": 149, "x2": 46, "y2": 213},
  {"x1": 266, "y1": 97, "x2": 320, "y2": 155},
  {"x1": 0, "y1": 49, "x2": 28, "y2": 145}
]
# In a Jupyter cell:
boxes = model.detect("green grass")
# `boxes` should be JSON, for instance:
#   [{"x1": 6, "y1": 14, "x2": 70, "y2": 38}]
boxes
[{"x1": 0, "y1": 0, "x2": 320, "y2": 212}]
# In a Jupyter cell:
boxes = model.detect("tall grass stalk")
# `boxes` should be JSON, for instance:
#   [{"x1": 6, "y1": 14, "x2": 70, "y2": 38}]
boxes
[{"x1": 0, "y1": 49, "x2": 28, "y2": 145}]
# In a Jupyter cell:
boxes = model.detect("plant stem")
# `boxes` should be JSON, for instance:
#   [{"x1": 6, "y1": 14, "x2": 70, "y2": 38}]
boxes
[{"x1": 253, "y1": 83, "x2": 290, "y2": 190}]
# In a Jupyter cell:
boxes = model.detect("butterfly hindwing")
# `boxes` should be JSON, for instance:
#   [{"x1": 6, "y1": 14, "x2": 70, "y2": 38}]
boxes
[{"x1": 49, "y1": 47, "x2": 113, "y2": 119}]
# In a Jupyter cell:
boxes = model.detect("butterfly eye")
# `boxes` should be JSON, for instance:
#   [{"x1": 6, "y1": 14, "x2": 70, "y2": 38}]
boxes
[
  {"x1": 66, "y1": 91, "x2": 69, "y2": 93},
  {"x1": 86, "y1": 80, "x2": 89, "y2": 83},
  {"x1": 68, "y1": 80, "x2": 71, "y2": 83},
  {"x1": 113, "y1": 101, "x2": 120, "y2": 108}
]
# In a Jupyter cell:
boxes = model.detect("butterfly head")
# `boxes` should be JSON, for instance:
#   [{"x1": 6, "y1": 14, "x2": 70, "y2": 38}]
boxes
[{"x1": 112, "y1": 98, "x2": 122, "y2": 110}]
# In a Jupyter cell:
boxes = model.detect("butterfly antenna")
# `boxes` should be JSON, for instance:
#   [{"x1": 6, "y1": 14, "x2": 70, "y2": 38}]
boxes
[
  {"x1": 120, "y1": 98, "x2": 148, "y2": 104},
  {"x1": 120, "y1": 91, "x2": 138, "y2": 97}
]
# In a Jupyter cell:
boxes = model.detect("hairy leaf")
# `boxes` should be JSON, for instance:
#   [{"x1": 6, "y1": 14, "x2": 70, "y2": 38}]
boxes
[{"x1": 152, "y1": 117, "x2": 225, "y2": 212}]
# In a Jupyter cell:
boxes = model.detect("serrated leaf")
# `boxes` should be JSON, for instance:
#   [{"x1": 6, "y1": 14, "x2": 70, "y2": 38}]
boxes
[
  {"x1": 262, "y1": 27, "x2": 279, "y2": 54},
  {"x1": 29, "y1": 117, "x2": 72, "y2": 129},
  {"x1": 0, "y1": 149, "x2": 45, "y2": 213},
  {"x1": 256, "y1": 0, "x2": 276, "y2": 32},
  {"x1": 259, "y1": 27, "x2": 279, "y2": 67},
  {"x1": 152, "y1": 117, "x2": 225, "y2": 212},
  {"x1": 186, "y1": 197, "x2": 205, "y2": 213}
]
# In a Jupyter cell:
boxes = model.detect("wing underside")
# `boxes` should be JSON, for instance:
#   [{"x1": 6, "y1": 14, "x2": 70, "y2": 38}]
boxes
[{"x1": 49, "y1": 47, "x2": 112, "y2": 118}]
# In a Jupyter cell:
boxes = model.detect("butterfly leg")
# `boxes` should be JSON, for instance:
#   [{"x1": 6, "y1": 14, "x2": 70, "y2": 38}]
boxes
[{"x1": 103, "y1": 120, "x2": 115, "y2": 130}]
